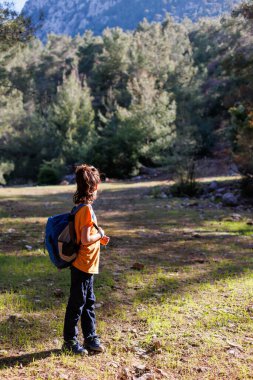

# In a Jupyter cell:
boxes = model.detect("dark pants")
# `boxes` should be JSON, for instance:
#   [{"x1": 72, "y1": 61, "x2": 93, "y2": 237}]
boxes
[{"x1": 63, "y1": 266, "x2": 96, "y2": 342}]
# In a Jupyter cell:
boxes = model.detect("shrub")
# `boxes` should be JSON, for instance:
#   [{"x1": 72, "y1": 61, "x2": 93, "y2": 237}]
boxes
[
  {"x1": 170, "y1": 180, "x2": 201, "y2": 197},
  {"x1": 37, "y1": 160, "x2": 63, "y2": 185},
  {"x1": 0, "y1": 161, "x2": 15, "y2": 185}
]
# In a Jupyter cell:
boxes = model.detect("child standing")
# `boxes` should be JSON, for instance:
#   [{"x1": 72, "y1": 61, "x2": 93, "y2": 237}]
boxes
[{"x1": 63, "y1": 164, "x2": 110, "y2": 354}]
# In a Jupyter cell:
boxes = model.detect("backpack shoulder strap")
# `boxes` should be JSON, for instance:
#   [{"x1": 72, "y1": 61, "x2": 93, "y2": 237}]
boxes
[
  {"x1": 71, "y1": 203, "x2": 87, "y2": 215},
  {"x1": 68, "y1": 204, "x2": 87, "y2": 244},
  {"x1": 69, "y1": 204, "x2": 99, "y2": 243},
  {"x1": 87, "y1": 204, "x2": 99, "y2": 231}
]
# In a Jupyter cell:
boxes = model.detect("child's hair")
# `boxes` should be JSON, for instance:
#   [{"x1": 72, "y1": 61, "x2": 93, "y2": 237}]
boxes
[{"x1": 73, "y1": 164, "x2": 101, "y2": 204}]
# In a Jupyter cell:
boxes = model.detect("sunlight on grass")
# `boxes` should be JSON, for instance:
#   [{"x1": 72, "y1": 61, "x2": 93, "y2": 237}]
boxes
[
  {"x1": 209, "y1": 220, "x2": 253, "y2": 236},
  {"x1": 0, "y1": 181, "x2": 252, "y2": 379}
]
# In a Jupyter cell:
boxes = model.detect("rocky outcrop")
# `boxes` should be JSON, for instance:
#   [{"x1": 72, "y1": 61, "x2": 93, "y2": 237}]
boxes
[{"x1": 23, "y1": 0, "x2": 241, "y2": 41}]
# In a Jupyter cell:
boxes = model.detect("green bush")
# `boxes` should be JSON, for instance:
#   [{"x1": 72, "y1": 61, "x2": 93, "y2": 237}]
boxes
[
  {"x1": 169, "y1": 181, "x2": 201, "y2": 197},
  {"x1": 37, "y1": 161, "x2": 62, "y2": 185},
  {"x1": 0, "y1": 161, "x2": 15, "y2": 185}
]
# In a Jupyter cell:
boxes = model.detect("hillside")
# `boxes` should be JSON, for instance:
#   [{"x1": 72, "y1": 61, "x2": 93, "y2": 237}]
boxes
[{"x1": 23, "y1": 0, "x2": 242, "y2": 40}]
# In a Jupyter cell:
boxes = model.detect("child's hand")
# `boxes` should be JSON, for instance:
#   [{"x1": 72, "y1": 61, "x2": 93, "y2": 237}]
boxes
[{"x1": 100, "y1": 235, "x2": 110, "y2": 246}]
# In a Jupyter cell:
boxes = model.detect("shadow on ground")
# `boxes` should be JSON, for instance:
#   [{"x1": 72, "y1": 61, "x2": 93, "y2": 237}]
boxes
[{"x1": 0, "y1": 349, "x2": 62, "y2": 369}]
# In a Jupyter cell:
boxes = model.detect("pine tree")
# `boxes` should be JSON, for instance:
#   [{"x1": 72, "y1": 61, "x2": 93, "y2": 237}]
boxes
[{"x1": 49, "y1": 71, "x2": 96, "y2": 165}]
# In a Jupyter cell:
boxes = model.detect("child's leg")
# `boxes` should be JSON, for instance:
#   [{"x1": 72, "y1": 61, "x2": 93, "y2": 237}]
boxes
[
  {"x1": 81, "y1": 274, "x2": 96, "y2": 339},
  {"x1": 63, "y1": 266, "x2": 92, "y2": 342}
]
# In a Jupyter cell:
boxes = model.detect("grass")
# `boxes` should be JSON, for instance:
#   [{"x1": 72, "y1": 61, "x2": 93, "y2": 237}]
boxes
[{"x1": 0, "y1": 179, "x2": 252, "y2": 379}]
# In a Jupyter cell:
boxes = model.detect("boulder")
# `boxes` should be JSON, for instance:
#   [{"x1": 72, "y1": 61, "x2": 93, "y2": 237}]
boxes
[
  {"x1": 63, "y1": 174, "x2": 75, "y2": 184},
  {"x1": 208, "y1": 181, "x2": 219, "y2": 191},
  {"x1": 222, "y1": 193, "x2": 238, "y2": 207},
  {"x1": 60, "y1": 180, "x2": 69, "y2": 186}
]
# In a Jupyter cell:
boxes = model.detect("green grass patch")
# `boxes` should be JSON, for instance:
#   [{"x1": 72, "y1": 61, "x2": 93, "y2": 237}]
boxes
[{"x1": 0, "y1": 180, "x2": 252, "y2": 379}]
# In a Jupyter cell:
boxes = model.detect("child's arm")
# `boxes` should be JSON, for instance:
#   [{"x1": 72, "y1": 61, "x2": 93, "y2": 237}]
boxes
[{"x1": 81, "y1": 226, "x2": 104, "y2": 245}]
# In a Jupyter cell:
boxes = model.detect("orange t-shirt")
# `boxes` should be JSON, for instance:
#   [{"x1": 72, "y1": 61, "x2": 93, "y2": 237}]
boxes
[{"x1": 72, "y1": 205, "x2": 100, "y2": 274}]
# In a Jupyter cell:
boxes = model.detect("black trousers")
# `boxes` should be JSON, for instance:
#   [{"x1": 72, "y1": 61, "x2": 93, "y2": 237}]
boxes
[{"x1": 63, "y1": 266, "x2": 96, "y2": 342}]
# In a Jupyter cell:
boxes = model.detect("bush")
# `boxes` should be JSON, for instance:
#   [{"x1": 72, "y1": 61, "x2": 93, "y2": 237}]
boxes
[
  {"x1": 170, "y1": 181, "x2": 201, "y2": 197},
  {"x1": 0, "y1": 161, "x2": 15, "y2": 185},
  {"x1": 37, "y1": 160, "x2": 63, "y2": 185}
]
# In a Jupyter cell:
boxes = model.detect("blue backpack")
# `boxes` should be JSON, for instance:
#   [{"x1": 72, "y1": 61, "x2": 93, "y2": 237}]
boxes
[{"x1": 45, "y1": 204, "x2": 98, "y2": 269}]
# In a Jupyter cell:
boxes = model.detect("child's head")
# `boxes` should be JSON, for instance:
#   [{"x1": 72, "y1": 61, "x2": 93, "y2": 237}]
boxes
[{"x1": 73, "y1": 164, "x2": 101, "y2": 204}]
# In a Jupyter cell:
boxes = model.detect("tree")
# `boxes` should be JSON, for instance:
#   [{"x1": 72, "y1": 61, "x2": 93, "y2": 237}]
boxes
[
  {"x1": 93, "y1": 69, "x2": 176, "y2": 177},
  {"x1": 49, "y1": 71, "x2": 96, "y2": 166},
  {"x1": 0, "y1": 2, "x2": 34, "y2": 51}
]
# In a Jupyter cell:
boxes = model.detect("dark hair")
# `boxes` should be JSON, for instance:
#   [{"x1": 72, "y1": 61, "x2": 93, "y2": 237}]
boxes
[{"x1": 73, "y1": 164, "x2": 101, "y2": 204}]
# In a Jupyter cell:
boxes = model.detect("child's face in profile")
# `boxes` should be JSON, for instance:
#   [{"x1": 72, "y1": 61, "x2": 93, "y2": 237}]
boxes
[{"x1": 93, "y1": 184, "x2": 99, "y2": 200}]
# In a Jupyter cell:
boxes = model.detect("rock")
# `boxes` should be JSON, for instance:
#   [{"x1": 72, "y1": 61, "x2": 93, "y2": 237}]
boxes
[
  {"x1": 25, "y1": 245, "x2": 33, "y2": 250},
  {"x1": 7, "y1": 228, "x2": 16, "y2": 233},
  {"x1": 222, "y1": 193, "x2": 238, "y2": 207},
  {"x1": 60, "y1": 180, "x2": 69, "y2": 186},
  {"x1": 53, "y1": 339, "x2": 60, "y2": 345},
  {"x1": 246, "y1": 219, "x2": 253, "y2": 225},
  {"x1": 215, "y1": 187, "x2": 226, "y2": 194},
  {"x1": 208, "y1": 181, "x2": 219, "y2": 191},
  {"x1": 107, "y1": 361, "x2": 119, "y2": 368},
  {"x1": 134, "y1": 363, "x2": 147, "y2": 372},
  {"x1": 95, "y1": 302, "x2": 103, "y2": 308},
  {"x1": 131, "y1": 262, "x2": 145, "y2": 271},
  {"x1": 59, "y1": 374, "x2": 69, "y2": 380},
  {"x1": 227, "y1": 348, "x2": 242, "y2": 357},
  {"x1": 222, "y1": 213, "x2": 243, "y2": 222},
  {"x1": 63, "y1": 174, "x2": 75, "y2": 184},
  {"x1": 157, "y1": 192, "x2": 167, "y2": 199}
]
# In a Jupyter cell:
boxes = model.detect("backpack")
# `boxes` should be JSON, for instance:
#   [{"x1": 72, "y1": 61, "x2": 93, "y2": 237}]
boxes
[{"x1": 45, "y1": 204, "x2": 98, "y2": 269}]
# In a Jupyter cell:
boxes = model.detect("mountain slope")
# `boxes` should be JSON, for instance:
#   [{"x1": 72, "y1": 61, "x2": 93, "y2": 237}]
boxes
[{"x1": 23, "y1": 0, "x2": 242, "y2": 40}]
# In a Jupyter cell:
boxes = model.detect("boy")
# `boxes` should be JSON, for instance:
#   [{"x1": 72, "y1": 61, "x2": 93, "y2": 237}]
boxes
[{"x1": 63, "y1": 164, "x2": 110, "y2": 354}]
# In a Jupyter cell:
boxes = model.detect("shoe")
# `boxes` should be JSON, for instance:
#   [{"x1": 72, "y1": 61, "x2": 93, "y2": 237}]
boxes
[
  {"x1": 84, "y1": 335, "x2": 105, "y2": 352},
  {"x1": 62, "y1": 340, "x2": 87, "y2": 355}
]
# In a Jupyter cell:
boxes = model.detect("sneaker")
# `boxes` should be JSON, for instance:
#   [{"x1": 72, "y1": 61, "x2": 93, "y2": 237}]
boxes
[
  {"x1": 62, "y1": 340, "x2": 88, "y2": 355},
  {"x1": 84, "y1": 335, "x2": 105, "y2": 352}
]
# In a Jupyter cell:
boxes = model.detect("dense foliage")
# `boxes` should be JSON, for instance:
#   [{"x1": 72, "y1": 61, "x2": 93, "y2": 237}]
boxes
[{"x1": 1, "y1": 1, "x2": 253, "y2": 185}]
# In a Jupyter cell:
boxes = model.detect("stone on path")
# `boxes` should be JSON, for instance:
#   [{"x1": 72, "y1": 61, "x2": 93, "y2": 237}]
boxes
[{"x1": 222, "y1": 193, "x2": 238, "y2": 207}]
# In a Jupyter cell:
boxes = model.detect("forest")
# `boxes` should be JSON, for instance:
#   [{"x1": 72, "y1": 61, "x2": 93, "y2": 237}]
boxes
[
  {"x1": 1, "y1": 4, "x2": 253, "y2": 380},
  {"x1": 0, "y1": 1, "x2": 253, "y2": 188}
]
